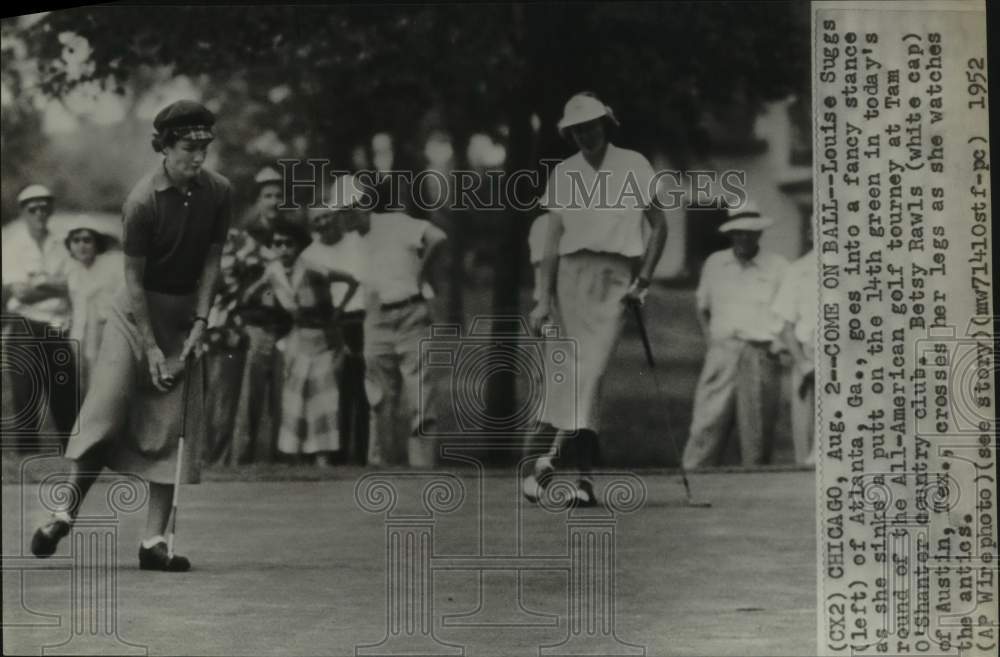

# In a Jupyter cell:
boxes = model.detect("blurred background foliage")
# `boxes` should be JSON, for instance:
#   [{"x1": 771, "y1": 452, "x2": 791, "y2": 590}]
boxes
[{"x1": 3, "y1": 2, "x2": 809, "y2": 221}]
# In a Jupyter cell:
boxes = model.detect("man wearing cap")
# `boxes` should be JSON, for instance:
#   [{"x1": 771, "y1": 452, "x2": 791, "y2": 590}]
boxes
[
  {"x1": 301, "y1": 202, "x2": 370, "y2": 465},
  {"x1": 773, "y1": 222, "x2": 817, "y2": 466},
  {"x1": 206, "y1": 166, "x2": 289, "y2": 465},
  {"x1": 2, "y1": 184, "x2": 77, "y2": 442},
  {"x1": 31, "y1": 100, "x2": 231, "y2": 572},
  {"x1": 525, "y1": 91, "x2": 668, "y2": 506},
  {"x1": 681, "y1": 205, "x2": 789, "y2": 469},
  {"x1": 329, "y1": 175, "x2": 447, "y2": 466}
]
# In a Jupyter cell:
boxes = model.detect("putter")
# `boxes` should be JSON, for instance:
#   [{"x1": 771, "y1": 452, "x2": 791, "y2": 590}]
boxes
[
  {"x1": 629, "y1": 298, "x2": 712, "y2": 508},
  {"x1": 166, "y1": 354, "x2": 192, "y2": 558}
]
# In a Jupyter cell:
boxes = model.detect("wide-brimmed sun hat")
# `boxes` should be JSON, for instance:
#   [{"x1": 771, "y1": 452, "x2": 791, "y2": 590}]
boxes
[{"x1": 557, "y1": 92, "x2": 619, "y2": 137}]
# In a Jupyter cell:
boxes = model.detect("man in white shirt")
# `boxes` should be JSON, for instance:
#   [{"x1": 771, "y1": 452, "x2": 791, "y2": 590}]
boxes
[
  {"x1": 329, "y1": 175, "x2": 448, "y2": 466},
  {"x1": 302, "y1": 206, "x2": 370, "y2": 464},
  {"x1": 681, "y1": 205, "x2": 789, "y2": 469},
  {"x1": 1, "y1": 184, "x2": 78, "y2": 442},
  {"x1": 773, "y1": 236, "x2": 817, "y2": 467}
]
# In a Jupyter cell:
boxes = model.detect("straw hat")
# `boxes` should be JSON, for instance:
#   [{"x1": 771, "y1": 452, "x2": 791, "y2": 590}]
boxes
[{"x1": 718, "y1": 201, "x2": 773, "y2": 233}]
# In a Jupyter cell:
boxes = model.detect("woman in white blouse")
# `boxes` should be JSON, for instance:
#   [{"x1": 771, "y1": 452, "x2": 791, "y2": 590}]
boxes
[
  {"x1": 526, "y1": 92, "x2": 668, "y2": 506},
  {"x1": 64, "y1": 217, "x2": 124, "y2": 392}
]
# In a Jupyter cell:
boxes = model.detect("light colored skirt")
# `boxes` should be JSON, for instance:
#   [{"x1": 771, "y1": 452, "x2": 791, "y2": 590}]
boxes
[
  {"x1": 539, "y1": 251, "x2": 632, "y2": 432},
  {"x1": 64, "y1": 288, "x2": 205, "y2": 484},
  {"x1": 278, "y1": 327, "x2": 340, "y2": 455}
]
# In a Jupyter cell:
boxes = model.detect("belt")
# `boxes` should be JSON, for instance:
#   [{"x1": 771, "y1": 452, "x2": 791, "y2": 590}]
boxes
[
  {"x1": 340, "y1": 310, "x2": 367, "y2": 322},
  {"x1": 380, "y1": 294, "x2": 425, "y2": 312},
  {"x1": 295, "y1": 317, "x2": 332, "y2": 330}
]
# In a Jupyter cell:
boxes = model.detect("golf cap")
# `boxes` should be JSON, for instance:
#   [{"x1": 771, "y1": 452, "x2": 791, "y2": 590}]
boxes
[
  {"x1": 153, "y1": 100, "x2": 215, "y2": 141},
  {"x1": 719, "y1": 201, "x2": 773, "y2": 233},
  {"x1": 17, "y1": 184, "x2": 54, "y2": 205},
  {"x1": 557, "y1": 92, "x2": 619, "y2": 136},
  {"x1": 255, "y1": 166, "x2": 283, "y2": 186}
]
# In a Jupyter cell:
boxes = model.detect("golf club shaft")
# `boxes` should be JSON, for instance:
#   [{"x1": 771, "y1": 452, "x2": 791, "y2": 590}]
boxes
[
  {"x1": 629, "y1": 301, "x2": 698, "y2": 500},
  {"x1": 168, "y1": 354, "x2": 193, "y2": 558}
]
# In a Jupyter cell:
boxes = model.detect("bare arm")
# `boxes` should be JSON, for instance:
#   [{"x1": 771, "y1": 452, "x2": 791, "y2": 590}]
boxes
[
  {"x1": 529, "y1": 211, "x2": 564, "y2": 333},
  {"x1": 697, "y1": 307, "x2": 711, "y2": 338},
  {"x1": 195, "y1": 245, "x2": 222, "y2": 320},
  {"x1": 240, "y1": 269, "x2": 270, "y2": 305},
  {"x1": 782, "y1": 321, "x2": 806, "y2": 364},
  {"x1": 180, "y1": 244, "x2": 223, "y2": 361},
  {"x1": 419, "y1": 224, "x2": 448, "y2": 291},
  {"x1": 124, "y1": 255, "x2": 157, "y2": 349},
  {"x1": 125, "y1": 255, "x2": 172, "y2": 391},
  {"x1": 537, "y1": 212, "x2": 564, "y2": 303},
  {"x1": 15, "y1": 279, "x2": 69, "y2": 304},
  {"x1": 637, "y1": 205, "x2": 668, "y2": 284}
]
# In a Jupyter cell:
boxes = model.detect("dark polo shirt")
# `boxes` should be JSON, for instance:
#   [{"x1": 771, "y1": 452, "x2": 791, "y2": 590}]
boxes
[{"x1": 122, "y1": 166, "x2": 232, "y2": 295}]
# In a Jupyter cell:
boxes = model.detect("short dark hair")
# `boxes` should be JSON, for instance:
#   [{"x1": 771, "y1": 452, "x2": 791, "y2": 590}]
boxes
[
  {"x1": 151, "y1": 131, "x2": 181, "y2": 153},
  {"x1": 270, "y1": 216, "x2": 312, "y2": 251},
  {"x1": 64, "y1": 228, "x2": 112, "y2": 255}
]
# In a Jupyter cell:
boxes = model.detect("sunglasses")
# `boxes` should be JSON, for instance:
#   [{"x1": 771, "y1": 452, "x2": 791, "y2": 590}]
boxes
[
  {"x1": 26, "y1": 205, "x2": 50, "y2": 215},
  {"x1": 272, "y1": 238, "x2": 297, "y2": 248}
]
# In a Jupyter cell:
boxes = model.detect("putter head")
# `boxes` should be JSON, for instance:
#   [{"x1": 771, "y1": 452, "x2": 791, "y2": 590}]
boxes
[{"x1": 686, "y1": 498, "x2": 713, "y2": 508}]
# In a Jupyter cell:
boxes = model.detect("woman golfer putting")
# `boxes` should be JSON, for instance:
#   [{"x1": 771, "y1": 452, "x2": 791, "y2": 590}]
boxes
[
  {"x1": 525, "y1": 91, "x2": 668, "y2": 507},
  {"x1": 31, "y1": 100, "x2": 231, "y2": 571}
]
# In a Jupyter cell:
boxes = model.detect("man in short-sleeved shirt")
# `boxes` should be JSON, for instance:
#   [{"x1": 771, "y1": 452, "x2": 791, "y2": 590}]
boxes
[
  {"x1": 682, "y1": 206, "x2": 788, "y2": 469},
  {"x1": 361, "y1": 209, "x2": 447, "y2": 465},
  {"x1": 695, "y1": 247, "x2": 788, "y2": 344},
  {"x1": 330, "y1": 175, "x2": 447, "y2": 466},
  {"x1": 359, "y1": 211, "x2": 435, "y2": 306}
]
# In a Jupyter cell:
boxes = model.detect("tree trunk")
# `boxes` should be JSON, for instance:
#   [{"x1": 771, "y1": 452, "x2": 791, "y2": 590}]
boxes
[{"x1": 485, "y1": 99, "x2": 536, "y2": 452}]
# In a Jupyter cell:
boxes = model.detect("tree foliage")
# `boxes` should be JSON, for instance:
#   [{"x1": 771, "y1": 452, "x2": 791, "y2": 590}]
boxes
[{"x1": 19, "y1": 3, "x2": 808, "y2": 166}]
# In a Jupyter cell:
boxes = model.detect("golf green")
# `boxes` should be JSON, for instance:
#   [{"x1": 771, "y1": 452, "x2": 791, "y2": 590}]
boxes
[{"x1": 3, "y1": 468, "x2": 816, "y2": 655}]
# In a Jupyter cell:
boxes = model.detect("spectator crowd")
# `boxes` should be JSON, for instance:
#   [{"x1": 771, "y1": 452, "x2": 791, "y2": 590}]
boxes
[
  {"x1": 3, "y1": 97, "x2": 817, "y2": 478},
  {"x1": 2, "y1": 165, "x2": 448, "y2": 471}
]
